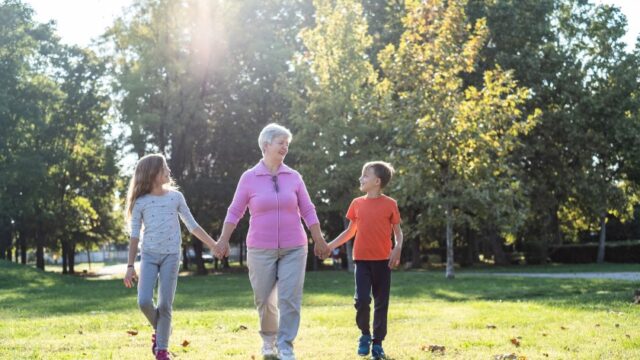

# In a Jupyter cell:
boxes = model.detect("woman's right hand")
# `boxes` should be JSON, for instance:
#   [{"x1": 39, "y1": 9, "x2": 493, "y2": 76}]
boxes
[
  {"x1": 213, "y1": 239, "x2": 230, "y2": 259},
  {"x1": 123, "y1": 267, "x2": 137, "y2": 288}
]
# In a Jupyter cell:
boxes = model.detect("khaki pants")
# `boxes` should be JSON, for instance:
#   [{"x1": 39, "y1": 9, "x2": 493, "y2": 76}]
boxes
[{"x1": 247, "y1": 245, "x2": 307, "y2": 354}]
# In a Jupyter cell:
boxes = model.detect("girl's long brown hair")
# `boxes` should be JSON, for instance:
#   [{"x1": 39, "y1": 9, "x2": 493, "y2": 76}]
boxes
[{"x1": 125, "y1": 154, "x2": 175, "y2": 222}]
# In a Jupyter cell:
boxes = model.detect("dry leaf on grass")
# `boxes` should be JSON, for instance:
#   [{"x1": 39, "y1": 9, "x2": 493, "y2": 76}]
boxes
[
  {"x1": 126, "y1": 330, "x2": 138, "y2": 336},
  {"x1": 181, "y1": 340, "x2": 190, "y2": 347},
  {"x1": 486, "y1": 324, "x2": 497, "y2": 329},
  {"x1": 510, "y1": 338, "x2": 521, "y2": 347},
  {"x1": 493, "y1": 353, "x2": 523, "y2": 360},
  {"x1": 560, "y1": 326, "x2": 568, "y2": 330},
  {"x1": 421, "y1": 344, "x2": 446, "y2": 354},
  {"x1": 232, "y1": 324, "x2": 248, "y2": 332}
]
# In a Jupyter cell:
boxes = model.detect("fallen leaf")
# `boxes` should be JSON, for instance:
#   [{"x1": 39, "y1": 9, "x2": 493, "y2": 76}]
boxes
[
  {"x1": 426, "y1": 345, "x2": 446, "y2": 354},
  {"x1": 615, "y1": 324, "x2": 620, "y2": 328},
  {"x1": 510, "y1": 338, "x2": 521, "y2": 347},
  {"x1": 595, "y1": 324, "x2": 600, "y2": 327},
  {"x1": 487, "y1": 324, "x2": 497, "y2": 329},
  {"x1": 560, "y1": 326, "x2": 567, "y2": 330},
  {"x1": 232, "y1": 324, "x2": 248, "y2": 332},
  {"x1": 181, "y1": 340, "x2": 190, "y2": 347},
  {"x1": 542, "y1": 333, "x2": 548, "y2": 337},
  {"x1": 126, "y1": 330, "x2": 138, "y2": 336},
  {"x1": 543, "y1": 353, "x2": 549, "y2": 357},
  {"x1": 493, "y1": 353, "x2": 518, "y2": 360}
]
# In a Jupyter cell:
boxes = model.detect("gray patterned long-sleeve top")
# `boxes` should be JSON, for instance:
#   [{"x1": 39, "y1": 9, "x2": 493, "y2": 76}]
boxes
[{"x1": 130, "y1": 189, "x2": 200, "y2": 254}]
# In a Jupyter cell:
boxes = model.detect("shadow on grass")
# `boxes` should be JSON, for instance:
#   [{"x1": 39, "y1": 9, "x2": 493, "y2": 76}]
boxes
[{"x1": 1, "y1": 260, "x2": 636, "y2": 318}]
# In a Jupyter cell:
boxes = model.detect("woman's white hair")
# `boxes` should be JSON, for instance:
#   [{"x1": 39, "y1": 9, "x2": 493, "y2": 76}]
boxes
[{"x1": 258, "y1": 123, "x2": 292, "y2": 153}]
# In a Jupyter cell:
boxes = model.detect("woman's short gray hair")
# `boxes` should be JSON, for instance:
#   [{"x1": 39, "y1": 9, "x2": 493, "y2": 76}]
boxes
[{"x1": 258, "y1": 123, "x2": 292, "y2": 153}]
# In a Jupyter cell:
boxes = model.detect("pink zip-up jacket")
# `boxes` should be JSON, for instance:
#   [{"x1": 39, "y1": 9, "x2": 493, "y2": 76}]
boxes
[{"x1": 224, "y1": 160, "x2": 320, "y2": 249}]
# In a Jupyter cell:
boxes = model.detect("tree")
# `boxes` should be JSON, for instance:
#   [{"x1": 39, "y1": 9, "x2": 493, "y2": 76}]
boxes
[
  {"x1": 287, "y1": 0, "x2": 390, "y2": 271},
  {"x1": 564, "y1": 4, "x2": 640, "y2": 262},
  {"x1": 377, "y1": 0, "x2": 536, "y2": 278}
]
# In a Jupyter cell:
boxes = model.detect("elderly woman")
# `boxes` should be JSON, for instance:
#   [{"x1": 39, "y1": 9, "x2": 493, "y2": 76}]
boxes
[{"x1": 216, "y1": 123, "x2": 329, "y2": 360}]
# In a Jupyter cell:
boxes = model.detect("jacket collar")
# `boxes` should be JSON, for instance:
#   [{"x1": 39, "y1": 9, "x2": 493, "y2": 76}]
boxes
[{"x1": 254, "y1": 159, "x2": 293, "y2": 176}]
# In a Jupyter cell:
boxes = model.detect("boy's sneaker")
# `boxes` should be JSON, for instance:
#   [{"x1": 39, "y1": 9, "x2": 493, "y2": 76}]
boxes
[
  {"x1": 357, "y1": 335, "x2": 372, "y2": 356},
  {"x1": 155, "y1": 350, "x2": 171, "y2": 360},
  {"x1": 371, "y1": 344, "x2": 386, "y2": 360},
  {"x1": 279, "y1": 349, "x2": 296, "y2": 360},
  {"x1": 261, "y1": 341, "x2": 278, "y2": 360},
  {"x1": 151, "y1": 333, "x2": 157, "y2": 355}
]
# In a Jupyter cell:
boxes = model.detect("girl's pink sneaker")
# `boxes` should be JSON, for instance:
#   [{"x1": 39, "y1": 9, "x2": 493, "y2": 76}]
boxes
[
  {"x1": 151, "y1": 334, "x2": 157, "y2": 355},
  {"x1": 155, "y1": 349, "x2": 171, "y2": 360}
]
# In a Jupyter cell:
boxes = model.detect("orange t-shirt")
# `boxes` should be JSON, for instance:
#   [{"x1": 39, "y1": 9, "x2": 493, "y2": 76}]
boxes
[{"x1": 346, "y1": 195, "x2": 401, "y2": 260}]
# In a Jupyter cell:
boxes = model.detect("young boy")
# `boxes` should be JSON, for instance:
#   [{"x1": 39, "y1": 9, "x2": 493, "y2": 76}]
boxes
[{"x1": 327, "y1": 161, "x2": 403, "y2": 360}]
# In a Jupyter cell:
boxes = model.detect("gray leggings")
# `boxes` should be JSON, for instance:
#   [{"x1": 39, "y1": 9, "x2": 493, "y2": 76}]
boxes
[{"x1": 137, "y1": 251, "x2": 180, "y2": 350}]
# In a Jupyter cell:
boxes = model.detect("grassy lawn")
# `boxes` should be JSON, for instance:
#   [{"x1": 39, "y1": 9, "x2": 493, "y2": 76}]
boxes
[{"x1": 1, "y1": 260, "x2": 639, "y2": 359}]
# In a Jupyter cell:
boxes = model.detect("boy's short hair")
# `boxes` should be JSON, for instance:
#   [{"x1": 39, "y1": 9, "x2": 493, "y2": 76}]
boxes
[{"x1": 363, "y1": 161, "x2": 395, "y2": 189}]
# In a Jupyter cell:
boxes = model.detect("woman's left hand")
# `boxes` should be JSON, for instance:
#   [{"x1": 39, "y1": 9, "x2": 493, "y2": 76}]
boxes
[{"x1": 314, "y1": 240, "x2": 331, "y2": 259}]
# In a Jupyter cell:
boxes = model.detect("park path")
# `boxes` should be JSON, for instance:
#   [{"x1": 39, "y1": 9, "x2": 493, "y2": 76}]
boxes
[
  {"x1": 468, "y1": 272, "x2": 640, "y2": 281},
  {"x1": 96, "y1": 262, "x2": 139, "y2": 278}
]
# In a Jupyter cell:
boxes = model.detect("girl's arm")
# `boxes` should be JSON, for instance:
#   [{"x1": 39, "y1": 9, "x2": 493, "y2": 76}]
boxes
[
  {"x1": 328, "y1": 221, "x2": 357, "y2": 250},
  {"x1": 123, "y1": 237, "x2": 139, "y2": 288},
  {"x1": 191, "y1": 226, "x2": 217, "y2": 249}
]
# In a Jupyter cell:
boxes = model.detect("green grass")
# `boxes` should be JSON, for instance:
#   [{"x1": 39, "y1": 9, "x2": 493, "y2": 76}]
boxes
[{"x1": 1, "y1": 260, "x2": 639, "y2": 359}]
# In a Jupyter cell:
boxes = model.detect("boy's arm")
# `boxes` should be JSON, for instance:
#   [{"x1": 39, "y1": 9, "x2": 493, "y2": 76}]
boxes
[
  {"x1": 328, "y1": 221, "x2": 357, "y2": 250},
  {"x1": 389, "y1": 223, "x2": 404, "y2": 269}
]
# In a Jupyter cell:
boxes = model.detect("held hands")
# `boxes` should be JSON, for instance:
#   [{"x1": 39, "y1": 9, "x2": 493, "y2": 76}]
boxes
[
  {"x1": 314, "y1": 239, "x2": 331, "y2": 260},
  {"x1": 388, "y1": 246, "x2": 402, "y2": 269},
  {"x1": 123, "y1": 267, "x2": 138, "y2": 288},
  {"x1": 211, "y1": 240, "x2": 230, "y2": 259}
]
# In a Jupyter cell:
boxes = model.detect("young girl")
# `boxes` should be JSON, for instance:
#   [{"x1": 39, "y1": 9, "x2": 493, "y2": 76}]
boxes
[{"x1": 123, "y1": 154, "x2": 219, "y2": 360}]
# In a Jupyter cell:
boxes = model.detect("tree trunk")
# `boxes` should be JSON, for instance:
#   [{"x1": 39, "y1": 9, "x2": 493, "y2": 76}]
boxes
[
  {"x1": 87, "y1": 247, "x2": 92, "y2": 271},
  {"x1": 36, "y1": 241, "x2": 45, "y2": 271},
  {"x1": 19, "y1": 231, "x2": 27, "y2": 265},
  {"x1": 182, "y1": 245, "x2": 189, "y2": 271},
  {"x1": 0, "y1": 227, "x2": 9, "y2": 260},
  {"x1": 408, "y1": 208, "x2": 422, "y2": 268},
  {"x1": 193, "y1": 240, "x2": 207, "y2": 275},
  {"x1": 61, "y1": 240, "x2": 69, "y2": 274},
  {"x1": 69, "y1": 242, "x2": 76, "y2": 274},
  {"x1": 410, "y1": 239, "x2": 422, "y2": 268},
  {"x1": 489, "y1": 230, "x2": 509, "y2": 266},
  {"x1": 597, "y1": 213, "x2": 607, "y2": 263},
  {"x1": 445, "y1": 203, "x2": 455, "y2": 279}
]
